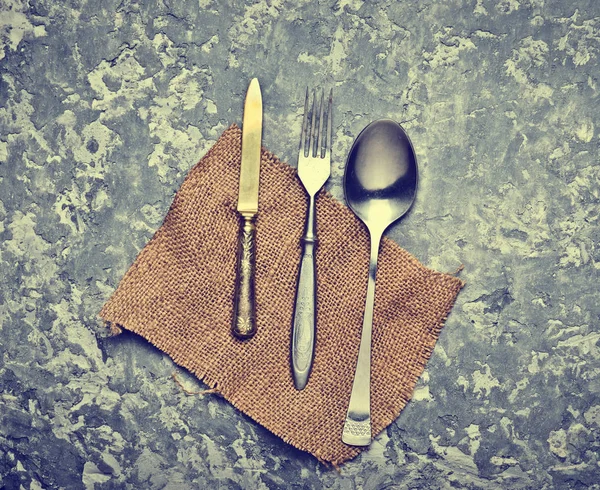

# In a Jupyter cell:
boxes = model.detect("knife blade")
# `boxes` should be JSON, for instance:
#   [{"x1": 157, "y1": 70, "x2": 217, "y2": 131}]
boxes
[{"x1": 232, "y1": 78, "x2": 263, "y2": 339}]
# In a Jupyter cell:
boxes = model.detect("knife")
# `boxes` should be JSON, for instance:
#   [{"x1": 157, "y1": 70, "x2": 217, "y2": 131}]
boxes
[{"x1": 232, "y1": 78, "x2": 263, "y2": 339}]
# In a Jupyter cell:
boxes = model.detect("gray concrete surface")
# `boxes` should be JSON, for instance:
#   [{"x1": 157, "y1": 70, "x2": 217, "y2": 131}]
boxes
[{"x1": 1, "y1": 0, "x2": 599, "y2": 488}]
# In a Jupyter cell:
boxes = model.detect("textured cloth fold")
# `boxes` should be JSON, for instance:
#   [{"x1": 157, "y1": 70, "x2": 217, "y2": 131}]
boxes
[{"x1": 100, "y1": 125, "x2": 463, "y2": 465}]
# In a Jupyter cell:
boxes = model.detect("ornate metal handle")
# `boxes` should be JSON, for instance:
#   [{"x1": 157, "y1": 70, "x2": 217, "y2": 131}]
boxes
[
  {"x1": 291, "y1": 195, "x2": 317, "y2": 390},
  {"x1": 291, "y1": 244, "x2": 317, "y2": 389},
  {"x1": 232, "y1": 213, "x2": 257, "y2": 339}
]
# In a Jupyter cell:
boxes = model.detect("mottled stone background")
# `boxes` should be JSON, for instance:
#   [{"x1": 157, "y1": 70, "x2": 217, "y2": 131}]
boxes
[{"x1": 1, "y1": 0, "x2": 599, "y2": 488}]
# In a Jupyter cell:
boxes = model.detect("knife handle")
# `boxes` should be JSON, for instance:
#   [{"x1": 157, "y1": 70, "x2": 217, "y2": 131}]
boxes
[
  {"x1": 291, "y1": 195, "x2": 317, "y2": 389},
  {"x1": 232, "y1": 213, "x2": 257, "y2": 339}
]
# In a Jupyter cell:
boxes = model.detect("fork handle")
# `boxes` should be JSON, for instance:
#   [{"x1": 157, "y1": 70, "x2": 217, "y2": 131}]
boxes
[{"x1": 291, "y1": 195, "x2": 317, "y2": 390}]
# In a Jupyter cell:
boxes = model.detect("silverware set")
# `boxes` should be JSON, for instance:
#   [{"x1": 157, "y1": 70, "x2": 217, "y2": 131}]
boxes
[{"x1": 232, "y1": 79, "x2": 418, "y2": 448}]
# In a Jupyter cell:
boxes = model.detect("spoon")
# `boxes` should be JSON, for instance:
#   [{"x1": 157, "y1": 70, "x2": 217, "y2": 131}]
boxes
[{"x1": 341, "y1": 119, "x2": 418, "y2": 446}]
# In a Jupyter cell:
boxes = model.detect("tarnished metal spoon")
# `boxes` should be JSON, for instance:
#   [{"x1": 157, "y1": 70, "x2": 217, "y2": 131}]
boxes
[{"x1": 342, "y1": 119, "x2": 418, "y2": 446}]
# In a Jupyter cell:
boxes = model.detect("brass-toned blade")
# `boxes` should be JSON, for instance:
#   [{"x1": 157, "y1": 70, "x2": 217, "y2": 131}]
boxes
[{"x1": 237, "y1": 78, "x2": 263, "y2": 214}]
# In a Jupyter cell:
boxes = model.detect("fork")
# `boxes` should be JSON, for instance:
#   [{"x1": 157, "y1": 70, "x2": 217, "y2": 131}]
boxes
[{"x1": 291, "y1": 88, "x2": 333, "y2": 391}]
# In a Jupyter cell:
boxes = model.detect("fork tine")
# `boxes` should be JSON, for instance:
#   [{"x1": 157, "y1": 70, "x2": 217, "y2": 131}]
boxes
[
  {"x1": 310, "y1": 89, "x2": 317, "y2": 157},
  {"x1": 326, "y1": 88, "x2": 333, "y2": 156},
  {"x1": 317, "y1": 89, "x2": 325, "y2": 158},
  {"x1": 300, "y1": 87, "x2": 309, "y2": 156}
]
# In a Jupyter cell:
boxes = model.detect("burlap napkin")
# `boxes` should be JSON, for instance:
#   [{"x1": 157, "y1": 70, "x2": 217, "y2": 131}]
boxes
[{"x1": 100, "y1": 125, "x2": 463, "y2": 466}]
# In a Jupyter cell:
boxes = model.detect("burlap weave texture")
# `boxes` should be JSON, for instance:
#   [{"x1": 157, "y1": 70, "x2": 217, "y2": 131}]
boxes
[{"x1": 100, "y1": 125, "x2": 464, "y2": 465}]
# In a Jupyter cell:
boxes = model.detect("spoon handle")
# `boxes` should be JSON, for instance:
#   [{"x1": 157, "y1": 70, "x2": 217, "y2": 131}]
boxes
[
  {"x1": 342, "y1": 231, "x2": 382, "y2": 446},
  {"x1": 291, "y1": 194, "x2": 317, "y2": 390}
]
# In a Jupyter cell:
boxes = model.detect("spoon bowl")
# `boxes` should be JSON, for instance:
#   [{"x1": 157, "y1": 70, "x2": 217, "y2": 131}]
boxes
[
  {"x1": 342, "y1": 119, "x2": 418, "y2": 446},
  {"x1": 344, "y1": 119, "x2": 418, "y2": 233}
]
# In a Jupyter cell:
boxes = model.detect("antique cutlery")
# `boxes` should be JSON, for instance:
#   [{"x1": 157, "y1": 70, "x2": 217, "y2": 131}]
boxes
[
  {"x1": 232, "y1": 78, "x2": 263, "y2": 339},
  {"x1": 291, "y1": 88, "x2": 333, "y2": 390},
  {"x1": 342, "y1": 119, "x2": 418, "y2": 445}
]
